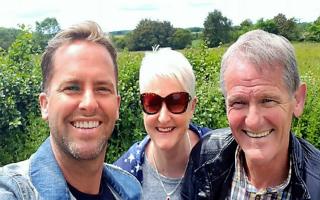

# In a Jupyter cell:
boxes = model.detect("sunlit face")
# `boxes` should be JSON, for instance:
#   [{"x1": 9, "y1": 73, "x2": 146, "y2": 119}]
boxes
[
  {"x1": 142, "y1": 77, "x2": 196, "y2": 151},
  {"x1": 39, "y1": 40, "x2": 120, "y2": 160},
  {"x1": 224, "y1": 58, "x2": 306, "y2": 165}
]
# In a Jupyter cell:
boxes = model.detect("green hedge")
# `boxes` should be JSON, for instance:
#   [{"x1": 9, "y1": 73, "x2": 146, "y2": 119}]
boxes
[{"x1": 0, "y1": 32, "x2": 319, "y2": 166}]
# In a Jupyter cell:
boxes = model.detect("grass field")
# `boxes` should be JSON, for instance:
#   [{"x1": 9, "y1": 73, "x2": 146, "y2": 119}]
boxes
[
  {"x1": 294, "y1": 42, "x2": 320, "y2": 79},
  {"x1": 207, "y1": 42, "x2": 320, "y2": 82}
]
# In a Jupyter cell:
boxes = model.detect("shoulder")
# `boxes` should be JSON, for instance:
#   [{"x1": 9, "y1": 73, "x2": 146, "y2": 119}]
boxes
[
  {"x1": 199, "y1": 127, "x2": 233, "y2": 152},
  {"x1": 291, "y1": 135, "x2": 320, "y2": 199},
  {"x1": 189, "y1": 127, "x2": 233, "y2": 165},
  {"x1": 189, "y1": 123, "x2": 213, "y2": 138},
  {"x1": 114, "y1": 136, "x2": 149, "y2": 166},
  {"x1": 113, "y1": 136, "x2": 150, "y2": 183},
  {"x1": 104, "y1": 164, "x2": 142, "y2": 199},
  {"x1": 1, "y1": 159, "x2": 31, "y2": 179},
  {"x1": 104, "y1": 164, "x2": 141, "y2": 185},
  {"x1": 294, "y1": 136, "x2": 320, "y2": 176},
  {"x1": 0, "y1": 160, "x2": 38, "y2": 200}
]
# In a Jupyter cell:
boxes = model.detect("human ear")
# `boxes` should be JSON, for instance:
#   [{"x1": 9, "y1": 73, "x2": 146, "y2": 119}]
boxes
[
  {"x1": 39, "y1": 92, "x2": 49, "y2": 120},
  {"x1": 116, "y1": 95, "x2": 121, "y2": 120},
  {"x1": 190, "y1": 96, "x2": 197, "y2": 114},
  {"x1": 293, "y1": 83, "x2": 307, "y2": 118}
]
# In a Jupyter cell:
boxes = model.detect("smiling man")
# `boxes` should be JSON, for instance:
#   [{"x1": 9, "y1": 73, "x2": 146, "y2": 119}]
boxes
[
  {"x1": 181, "y1": 30, "x2": 320, "y2": 200},
  {"x1": 0, "y1": 21, "x2": 141, "y2": 200}
]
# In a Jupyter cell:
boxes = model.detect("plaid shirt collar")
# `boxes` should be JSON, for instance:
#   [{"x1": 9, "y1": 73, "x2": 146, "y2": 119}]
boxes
[{"x1": 229, "y1": 145, "x2": 292, "y2": 199}]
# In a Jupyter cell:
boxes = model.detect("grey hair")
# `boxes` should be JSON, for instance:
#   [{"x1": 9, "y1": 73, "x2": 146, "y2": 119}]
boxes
[
  {"x1": 41, "y1": 20, "x2": 118, "y2": 92},
  {"x1": 139, "y1": 48, "x2": 196, "y2": 98},
  {"x1": 220, "y1": 29, "x2": 300, "y2": 96}
]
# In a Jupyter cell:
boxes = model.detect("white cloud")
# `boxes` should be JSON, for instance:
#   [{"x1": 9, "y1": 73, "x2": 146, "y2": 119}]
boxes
[{"x1": 0, "y1": 0, "x2": 319, "y2": 31}]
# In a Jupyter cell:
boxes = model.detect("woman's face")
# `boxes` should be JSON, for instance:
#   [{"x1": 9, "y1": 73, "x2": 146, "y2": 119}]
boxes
[{"x1": 141, "y1": 77, "x2": 196, "y2": 151}]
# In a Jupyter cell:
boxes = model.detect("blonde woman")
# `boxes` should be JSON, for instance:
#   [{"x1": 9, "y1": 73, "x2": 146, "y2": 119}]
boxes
[{"x1": 115, "y1": 48, "x2": 211, "y2": 200}]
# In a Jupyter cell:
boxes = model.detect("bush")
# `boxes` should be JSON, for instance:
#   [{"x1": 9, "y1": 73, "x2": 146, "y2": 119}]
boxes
[
  {"x1": 292, "y1": 72, "x2": 320, "y2": 147},
  {"x1": 107, "y1": 50, "x2": 145, "y2": 162},
  {"x1": 184, "y1": 41, "x2": 228, "y2": 129},
  {"x1": 1, "y1": 31, "x2": 319, "y2": 166},
  {"x1": 0, "y1": 29, "x2": 44, "y2": 165}
]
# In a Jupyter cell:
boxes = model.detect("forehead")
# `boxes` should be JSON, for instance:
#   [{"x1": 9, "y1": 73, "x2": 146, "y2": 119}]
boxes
[
  {"x1": 142, "y1": 76, "x2": 184, "y2": 96},
  {"x1": 224, "y1": 59, "x2": 289, "y2": 96},
  {"x1": 54, "y1": 40, "x2": 112, "y2": 63},
  {"x1": 49, "y1": 41, "x2": 116, "y2": 84}
]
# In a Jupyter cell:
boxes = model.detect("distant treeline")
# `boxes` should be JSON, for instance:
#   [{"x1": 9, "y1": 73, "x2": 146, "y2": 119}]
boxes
[
  {"x1": 110, "y1": 10, "x2": 320, "y2": 51},
  {"x1": 0, "y1": 10, "x2": 319, "y2": 52},
  {"x1": 0, "y1": 18, "x2": 60, "y2": 52}
]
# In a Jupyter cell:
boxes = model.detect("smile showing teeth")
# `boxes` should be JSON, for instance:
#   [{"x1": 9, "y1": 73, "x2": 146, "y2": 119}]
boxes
[
  {"x1": 72, "y1": 121, "x2": 99, "y2": 129},
  {"x1": 157, "y1": 127, "x2": 174, "y2": 132},
  {"x1": 245, "y1": 130, "x2": 272, "y2": 138}
]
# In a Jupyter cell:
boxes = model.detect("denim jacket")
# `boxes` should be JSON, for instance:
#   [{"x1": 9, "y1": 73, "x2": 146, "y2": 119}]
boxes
[
  {"x1": 0, "y1": 137, "x2": 142, "y2": 200},
  {"x1": 181, "y1": 128, "x2": 320, "y2": 200},
  {"x1": 114, "y1": 123, "x2": 212, "y2": 184}
]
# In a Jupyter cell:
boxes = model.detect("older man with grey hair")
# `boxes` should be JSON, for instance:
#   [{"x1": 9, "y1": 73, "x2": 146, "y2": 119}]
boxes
[{"x1": 181, "y1": 30, "x2": 320, "y2": 200}]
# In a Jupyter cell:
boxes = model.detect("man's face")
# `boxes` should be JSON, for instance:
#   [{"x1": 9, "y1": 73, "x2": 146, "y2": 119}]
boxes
[
  {"x1": 39, "y1": 40, "x2": 120, "y2": 160},
  {"x1": 224, "y1": 58, "x2": 305, "y2": 164}
]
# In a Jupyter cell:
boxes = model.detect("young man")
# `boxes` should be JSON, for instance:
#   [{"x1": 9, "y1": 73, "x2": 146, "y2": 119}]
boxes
[
  {"x1": 182, "y1": 30, "x2": 320, "y2": 199},
  {"x1": 0, "y1": 21, "x2": 141, "y2": 200}
]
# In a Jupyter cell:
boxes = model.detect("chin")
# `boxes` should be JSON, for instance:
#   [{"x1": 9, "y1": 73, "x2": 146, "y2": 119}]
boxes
[
  {"x1": 244, "y1": 149, "x2": 271, "y2": 162},
  {"x1": 67, "y1": 141, "x2": 107, "y2": 160}
]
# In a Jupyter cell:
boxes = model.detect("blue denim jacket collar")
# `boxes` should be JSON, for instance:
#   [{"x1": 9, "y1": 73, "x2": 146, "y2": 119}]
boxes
[
  {"x1": 30, "y1": 137, "x2": 70, "y2": 199},
  {"x1": 29, "y1": 137, "x2": 141, "y2": 200}
]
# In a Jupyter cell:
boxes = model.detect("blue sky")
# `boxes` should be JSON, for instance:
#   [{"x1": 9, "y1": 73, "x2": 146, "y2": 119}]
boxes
[{"x1": 0, "y1": 0, "x2": 319, "y2": 32}]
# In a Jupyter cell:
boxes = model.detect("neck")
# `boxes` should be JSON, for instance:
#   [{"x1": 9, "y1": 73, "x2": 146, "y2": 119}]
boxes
[
  {"x1": 244, "y1": 150, "x2": 290, "y2": 189},
  {"x1": 51, "y1": 139, "x2": 105, "y2": 194},
  {"x1": 148, "y1": 131, "x2": 192, "y2": 178}
]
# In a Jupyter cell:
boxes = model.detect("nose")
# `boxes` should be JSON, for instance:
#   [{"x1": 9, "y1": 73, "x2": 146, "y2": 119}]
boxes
[
  {"x1": 158, "y1": 103, "x2": 171, "y2": 123},
  {"x1": 79, "y1": 90, "x2": 98, "y2": 114},
  {"x1": 245, "y1": 105, "x2": 262, "y2": 131}
]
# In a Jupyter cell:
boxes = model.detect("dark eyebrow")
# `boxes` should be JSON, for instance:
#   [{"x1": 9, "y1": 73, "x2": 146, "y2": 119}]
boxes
[
  {"x1": 94, "y1": 80, "x2": 114, "y2": 85},
  {"x1": 57, "y1": 78, "x2": 79, "y2": 86},
  {"x1": 94, "y1": 80, "x2": 117, "y2": 92}
]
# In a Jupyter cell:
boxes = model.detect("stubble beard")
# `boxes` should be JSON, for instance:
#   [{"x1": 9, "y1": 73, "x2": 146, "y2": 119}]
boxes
[
  {"x1": 64, "y1": 135, "x2": 108, "y2": 160},
  {"x1": 50, "y1": 126, "x2": 109, "y2": 161}
]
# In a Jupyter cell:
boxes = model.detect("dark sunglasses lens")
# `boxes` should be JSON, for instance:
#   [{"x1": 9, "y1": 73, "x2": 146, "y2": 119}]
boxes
[
  {"x1": 166, "y1": 92, "x2": 190, "y2": 114},
  {"x1": 141, "y1": 93, "x2": 162, "y2": 114}
]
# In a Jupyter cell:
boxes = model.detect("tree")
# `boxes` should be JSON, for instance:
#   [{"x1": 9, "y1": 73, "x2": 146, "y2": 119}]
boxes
[
  {"x1": 0, "y1": 27, "x2": 21, "y2": 50},
  {"x1": 35, "y1": 17, "x2": 60, "y2": 35},
  {"x1": 33, "y1": 17, "x2": 60, "y2": 50},
  {"x1": 127, "y1": 19, "x2": 174, "y2": 51},
  {"x1": 305, "y1": 16, "x2": 320, "y2": 42},
  {"x1": 203, "y1": 10, "x2": 232, "y2": 47},
  {"x1": 255, "y1": 18, "x2": 278, "y2": 34},
  {"x1": 273, "y1": 13, "x2": 299, "y2": 40},
  {"x1": 170, "y1": 28, "x2": 192, "y2": 49},
  {"x1": 231, "y1": 19, "x2": 254, "y2": 41},
  {"x1": 239, "y1": 19, "x2": 254, "y2": 34},
  {"x1": 187, "y1": 27, "x2": 203, "y2": 33},
  {"x1": 110, "y1": 35, "x2": 127, "y2": 50}
]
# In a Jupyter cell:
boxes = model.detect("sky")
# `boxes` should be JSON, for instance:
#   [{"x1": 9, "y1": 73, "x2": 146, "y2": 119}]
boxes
[{"x1": 0, "y1": 0, "x2": 319, "y2": 32}]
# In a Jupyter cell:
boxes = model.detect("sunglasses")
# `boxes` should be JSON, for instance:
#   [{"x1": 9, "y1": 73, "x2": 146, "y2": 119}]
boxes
[{"x1": 140, "y1": 92, "x2": 191, "y2": 115}]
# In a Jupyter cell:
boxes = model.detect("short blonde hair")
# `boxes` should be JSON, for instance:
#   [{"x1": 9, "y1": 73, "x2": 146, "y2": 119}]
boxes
[
  {"x1": 41, "y1": 21, "x2": 117, "y2": 92},
  {"x1": 139, "y1": 48, "x2": 196, "y2": 98}
]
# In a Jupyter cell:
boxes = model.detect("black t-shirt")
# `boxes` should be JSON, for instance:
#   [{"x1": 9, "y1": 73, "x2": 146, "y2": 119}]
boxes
[{"x1": 67, "y1": 179, "x2": 116, "y2": 200}]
